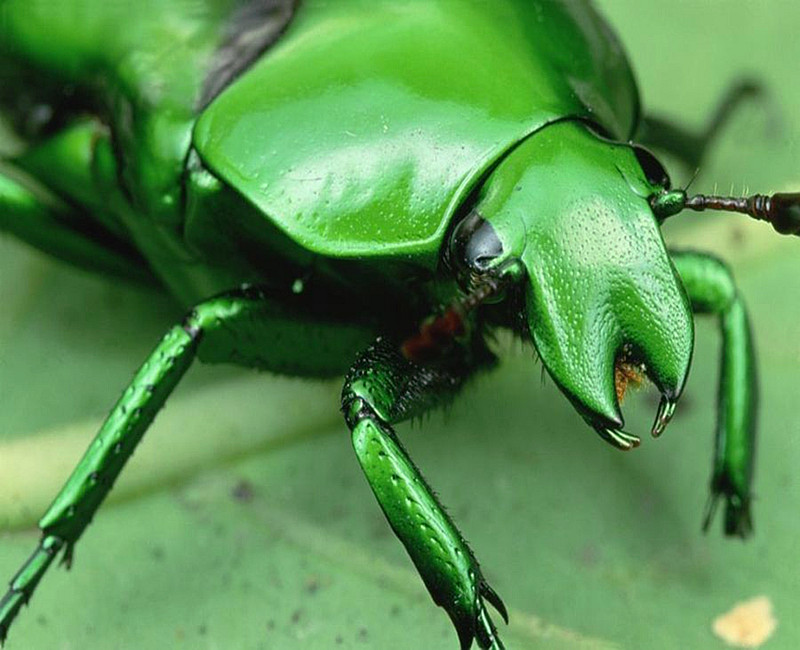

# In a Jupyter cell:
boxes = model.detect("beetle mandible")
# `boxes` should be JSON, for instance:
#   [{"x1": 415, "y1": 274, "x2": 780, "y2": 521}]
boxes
[{"x1": 1, "y1": 0, "x2": 799, "y2": 648}]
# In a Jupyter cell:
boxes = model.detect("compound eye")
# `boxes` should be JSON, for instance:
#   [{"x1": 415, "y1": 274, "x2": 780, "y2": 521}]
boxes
[
  {"x1": 447, "y1": 212, "x2": 504, "y2": 286},
  {"x1": 633, "y1": 145, "x2": 671, "y2": 190}
]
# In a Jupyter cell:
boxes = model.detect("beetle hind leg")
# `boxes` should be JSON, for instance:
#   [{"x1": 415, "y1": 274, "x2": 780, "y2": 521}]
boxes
[
  {"x1": 639, "y1": 79, "x2": 763, "y2": 171},
  {"x1": 342, "y1": 338, "x2": 507, "y2": 649}
]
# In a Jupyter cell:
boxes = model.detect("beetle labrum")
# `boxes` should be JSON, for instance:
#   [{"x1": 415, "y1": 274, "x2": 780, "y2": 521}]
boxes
[{"x1": 1, "y1": 1, "x2": 799, "y2": 648}]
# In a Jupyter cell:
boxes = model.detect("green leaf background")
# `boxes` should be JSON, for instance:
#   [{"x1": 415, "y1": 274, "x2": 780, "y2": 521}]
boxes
[{"x1": 1, "y1": 3, "x2": 799, "y2": 648}]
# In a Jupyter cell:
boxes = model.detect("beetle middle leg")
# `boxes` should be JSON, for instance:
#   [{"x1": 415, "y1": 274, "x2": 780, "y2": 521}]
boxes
[
  {"x1": 0, "y1": 285, "x2": 376, "y2": 643},
  {"x1": 341, "y1": 337, "x2": 507, "y2": 650},
  {"x1": 670, "y1": 250, "x2": 757, "y2": 538}
]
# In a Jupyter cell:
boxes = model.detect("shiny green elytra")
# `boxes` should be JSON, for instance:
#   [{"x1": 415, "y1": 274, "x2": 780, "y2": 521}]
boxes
[{"x1": 1, "y1": 1, "x2": 797, "y2": 648}]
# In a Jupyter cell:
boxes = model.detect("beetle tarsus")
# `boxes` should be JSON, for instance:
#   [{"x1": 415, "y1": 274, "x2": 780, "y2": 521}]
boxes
[
  {"x1": 703, "y1": 490, "x2": 753, "y2": 539},
  {"x1": 724, "y1": 496, "x2": 754, "y2": 539},
  {"x1": 703, "y1": 493, "x2": 752, "y2": 540},
  {"x1": 0, "y1": 536, "x2": 64, "y2": 646}
]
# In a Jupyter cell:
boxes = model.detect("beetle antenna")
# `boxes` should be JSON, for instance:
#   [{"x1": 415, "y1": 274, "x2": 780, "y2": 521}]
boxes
[{"x1": 683, "y1": 191, "x2": 800, "y2": 236}]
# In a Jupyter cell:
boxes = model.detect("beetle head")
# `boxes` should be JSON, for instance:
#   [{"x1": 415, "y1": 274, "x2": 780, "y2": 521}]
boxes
[{"x1": 447, "y1": 120, "x2": 693, "y2": 448}]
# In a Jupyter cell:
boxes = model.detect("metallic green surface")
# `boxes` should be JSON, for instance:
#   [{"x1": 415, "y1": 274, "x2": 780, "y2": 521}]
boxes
[
  {"x1": 195, "y1": 0, "x2": 637, "y2": 266},
  {"x1": 189, "y1": 287, "x2": 378, "y2": 377},
  {"x1": 671, "y1": 251, "x2": 756, "y2": 537},
  {"x1": 477, "y1": 121, "x2": 693, "y2": 437},
  {"x1": 341, "y1": 338, "x2": 504, "y2": 648},
  {"x1": 351, "y1": 418, "x2": 501, "y2": 650},
  {"x1": 0, "y1": 322, "x2": 199, "y2": 642},
  {"x1": 0, "y1": 320, "x2": 199, "y2": 637},
  {"x1": 0, "y1": 170, "x2": 152, "y2": 282},
  {"x1": 12, "y1": 119, "x2": 120, "y2": 234},
  {"x1": 38, "y1": 325, "x2": 197, "y2": 543},
  {"x1": 0, "y1": 536, "x2": 61, "y2": 642},
  {"x1": 0, "y1": 0, "x2": 240, "y2": 305},
  {"x1": 0, "y1": 0, "x2": 795, "y2": 648},
  {"x1": 0, "y1": 284, "x2": 378, "y2": 641},
  {"x1": 0, "y1": 0, "x2": 237, "y2": 223}
]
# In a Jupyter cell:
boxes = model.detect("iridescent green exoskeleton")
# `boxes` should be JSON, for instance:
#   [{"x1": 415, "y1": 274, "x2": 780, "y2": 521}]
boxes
[{"x1": 1, "y1": 1, "x2": 798, "y2": 648}]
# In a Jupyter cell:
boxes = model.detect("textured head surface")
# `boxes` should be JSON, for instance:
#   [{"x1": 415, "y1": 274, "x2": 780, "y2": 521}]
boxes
[{"x1": 474, "y1": 121, "x2": 693, "y2": 433}]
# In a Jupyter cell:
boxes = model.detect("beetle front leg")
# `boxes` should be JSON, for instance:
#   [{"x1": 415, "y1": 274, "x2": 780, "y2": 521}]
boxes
[
  {"x1": 670, "y1": 251, "x2": 757, "y2": 538},
  {"x1": 341, "y1": 338, "x2": 507, "y2": 650}
]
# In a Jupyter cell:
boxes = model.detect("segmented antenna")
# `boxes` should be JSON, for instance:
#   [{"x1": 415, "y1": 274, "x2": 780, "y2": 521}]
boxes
[{"x1": 684, "y1": 192, "x2": 800, "y2": 235}]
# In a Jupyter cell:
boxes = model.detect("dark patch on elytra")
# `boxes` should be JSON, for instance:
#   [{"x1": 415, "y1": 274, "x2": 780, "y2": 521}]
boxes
[{"x1": 199, "y1": 0, "x2": 298, "y2": 110}]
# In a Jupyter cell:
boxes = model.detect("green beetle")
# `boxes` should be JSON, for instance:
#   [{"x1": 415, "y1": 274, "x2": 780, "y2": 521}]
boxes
[{"x1": 1, "y1": 0, "x2": 798, "y2": 648}]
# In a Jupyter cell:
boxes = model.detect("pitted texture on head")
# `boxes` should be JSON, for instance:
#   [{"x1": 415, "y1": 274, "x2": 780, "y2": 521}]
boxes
[{"x1": 475, "y1": 121, "x2": 694, "y2": 430}]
